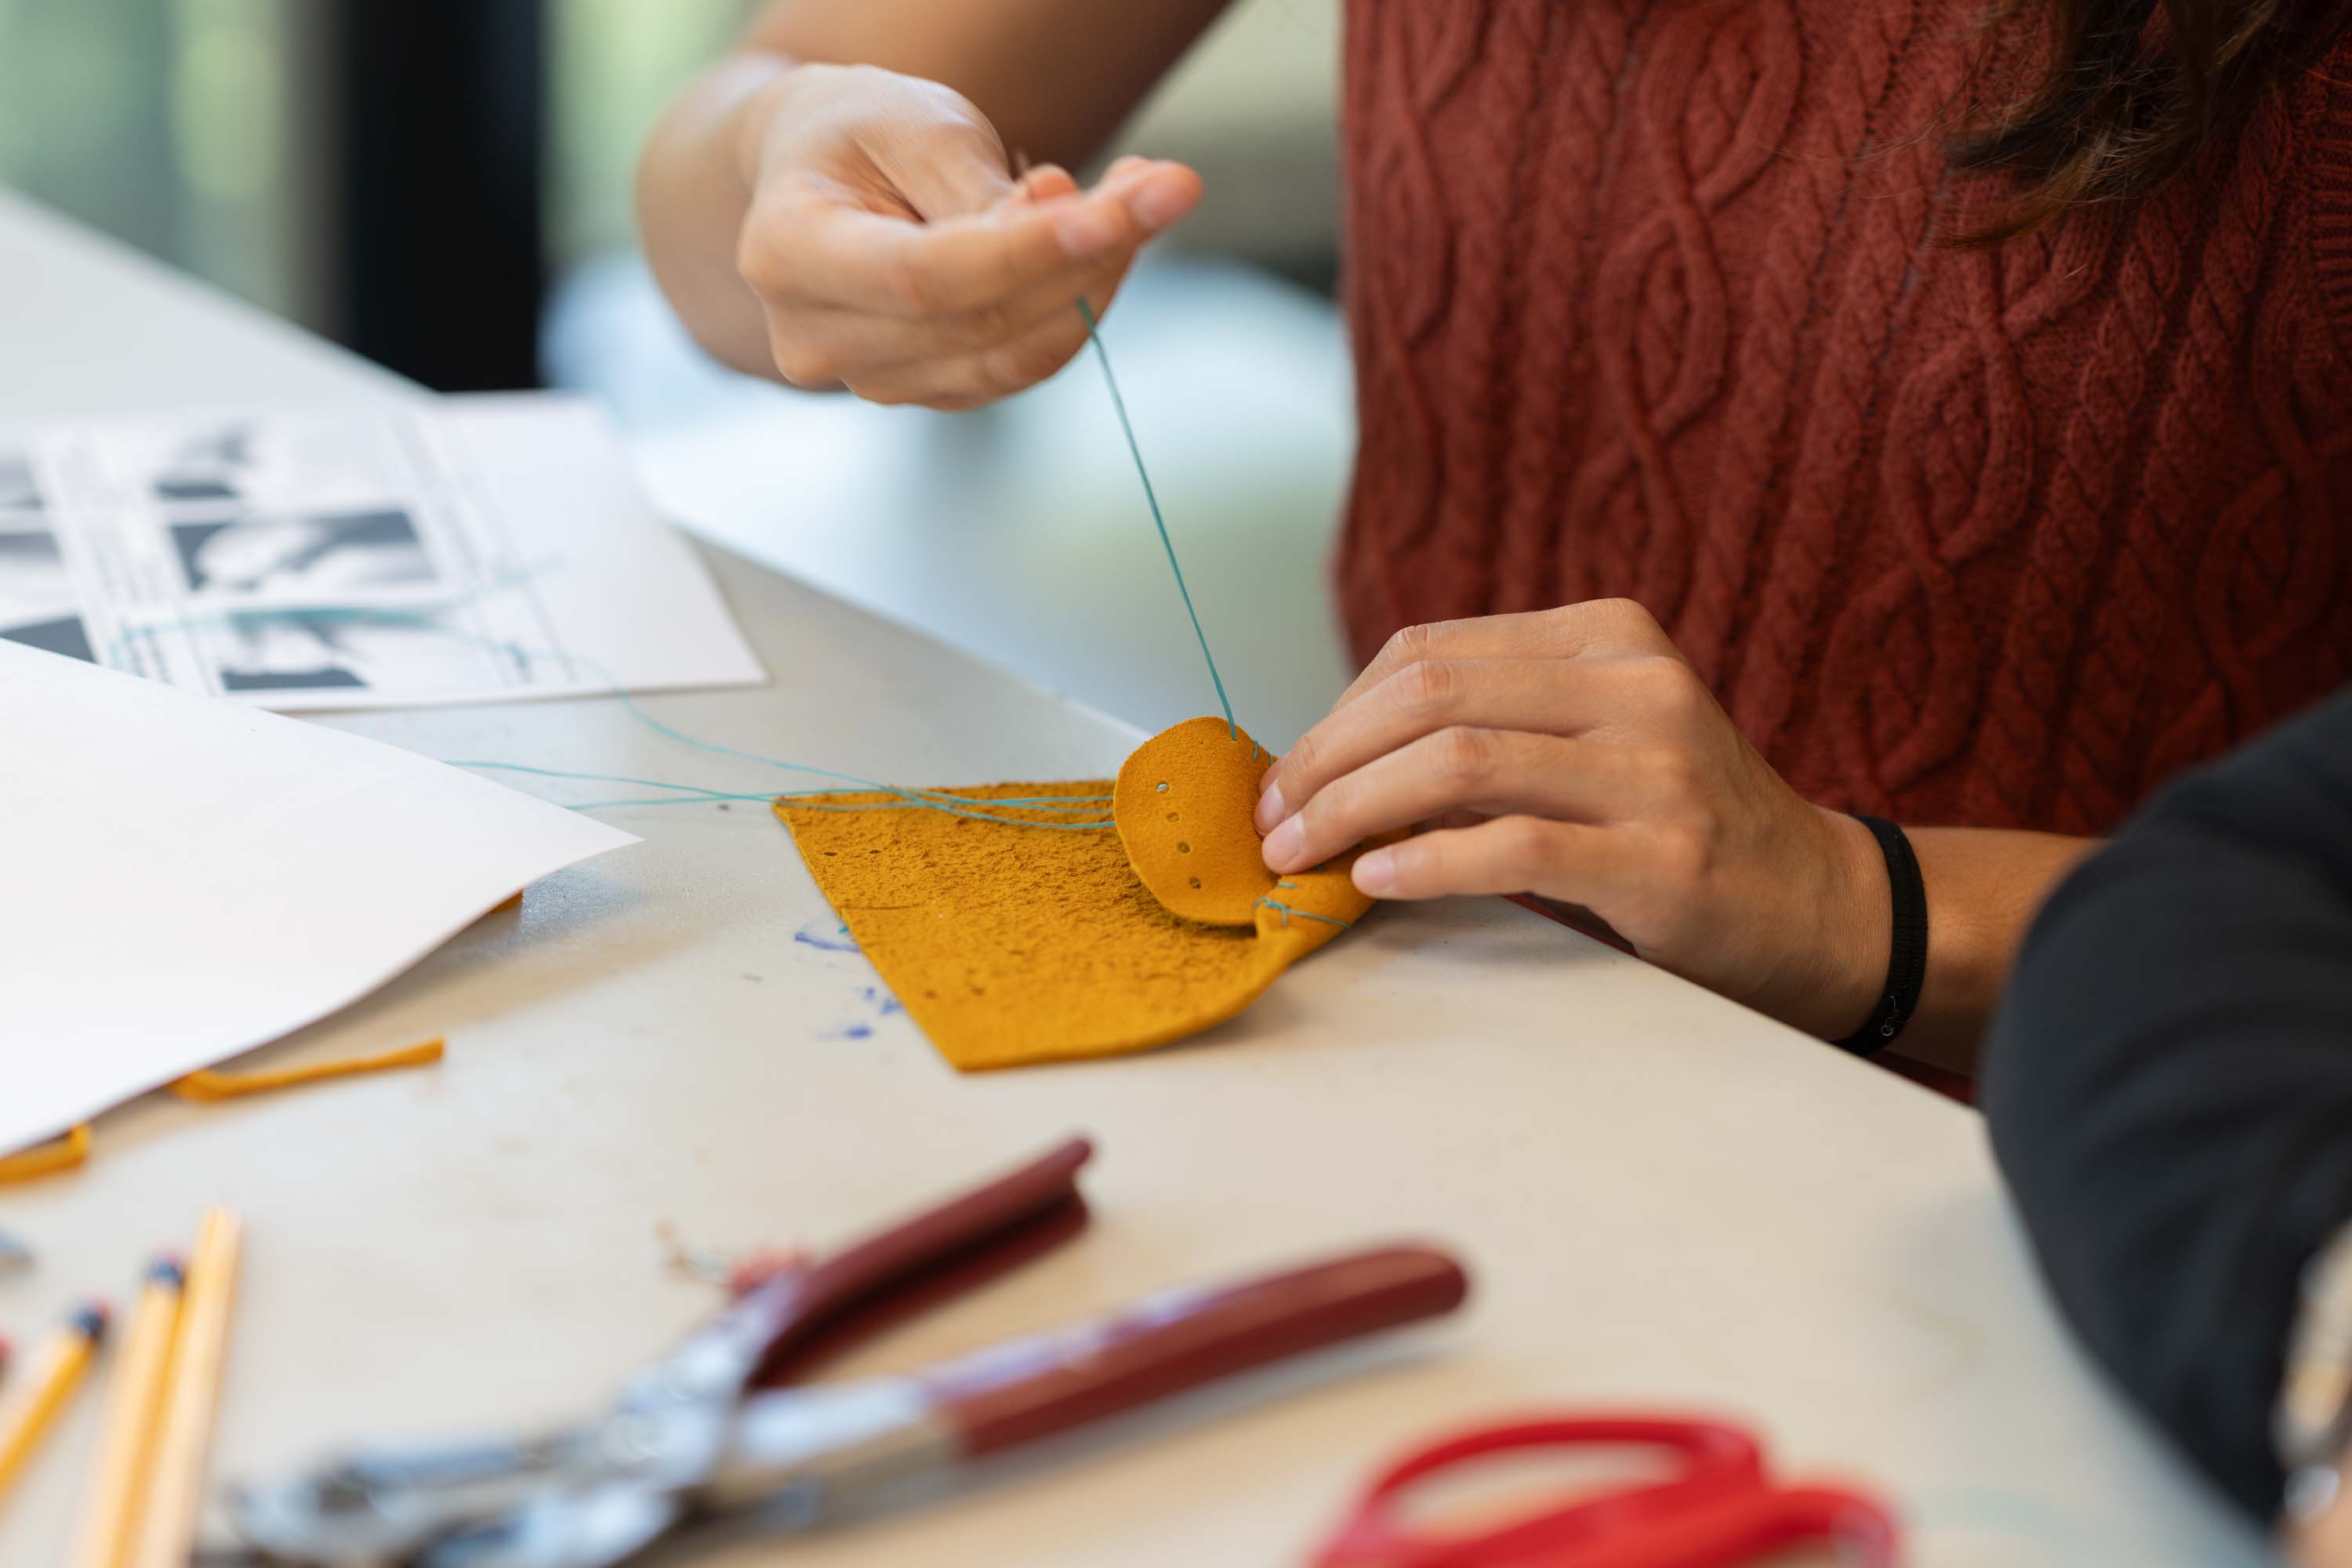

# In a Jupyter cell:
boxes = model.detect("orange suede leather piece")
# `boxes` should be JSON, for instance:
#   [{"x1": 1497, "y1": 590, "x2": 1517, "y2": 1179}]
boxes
[
  {"x1": 1113, "y1": 717, "x2": 1278, "y2": 924},
  {"x1": 773, "y1": 720, "x2": 1376, "y2": 1071}
]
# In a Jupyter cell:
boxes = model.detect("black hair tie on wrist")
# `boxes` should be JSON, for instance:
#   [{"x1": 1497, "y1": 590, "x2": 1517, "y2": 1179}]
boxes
[{"x1": 1834, "y1": 815, "x2": 1928, "y2": 1056}]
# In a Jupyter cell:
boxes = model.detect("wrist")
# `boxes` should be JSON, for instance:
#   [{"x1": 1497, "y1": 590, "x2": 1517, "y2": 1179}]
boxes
[
  {"x1": 1740, "y1": 808, "x2": 1889, "y2": 1040},
  {"x1": 728, "y1": 60, "x2": 804, "y2": 190},
  {"x1": 2286, "y1": 1485, "x2": 2352, "y2": 1568},
  {"x1": 2281, "y1": 1223, "x2": 2352, "y2": 1527},
  {"x1": 1806, "y1": 808, "x2": 1893, "y2": 1042}
]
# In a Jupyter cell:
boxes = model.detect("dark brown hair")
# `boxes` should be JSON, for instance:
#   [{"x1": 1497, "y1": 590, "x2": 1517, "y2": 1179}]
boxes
[{"x1": 1949, "y1": 0, "x2": 2350, "y2": 242}]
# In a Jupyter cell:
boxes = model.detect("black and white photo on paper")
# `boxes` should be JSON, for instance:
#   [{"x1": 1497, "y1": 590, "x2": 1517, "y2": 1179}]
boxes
[
  {"x1": 0, "y1": 526, "x2": 68, "y2": 601},
  {"x1": 200, "y1": 605, "x2": 493, "y2": 695},
  {"x1": 142, "y1": 419, "x2": 404, "y2": 509},
  {"x1": 0, "y1": 528, "x2": 92, "y2": 662},
  {"x1": 0, "y1": 448, "x2": 40, "y2": 511},
  {"x1": 1, "y1": 613, "x2": 95, "y2": 662},
  {"x1": 149, "y1": 422, "x2": 258, "y2": 502},
  {"x1": 169, "y1": 509, "x2": 437, "y2": 598},
  {"x1": 0, "y1": 401, "x2": 766, "y2": 711}
]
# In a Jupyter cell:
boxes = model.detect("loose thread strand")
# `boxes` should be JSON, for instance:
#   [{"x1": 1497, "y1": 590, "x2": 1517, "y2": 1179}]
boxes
[
  {"x1": 446, "y1": 760, "x2": 1111, "y2": 820},
  {"x1": 1076, "y1": 297, "x2": 1237, "y2": 740},
  {"x1": 1256, "y1": 896, "x2": 1353, "y2": 930},
  {"x1": 106, "y1": 601, "x2": 1105, "y2": 822},
  {"x1": 780, "y1": 798, "x2": 1113, "y2": 829}
]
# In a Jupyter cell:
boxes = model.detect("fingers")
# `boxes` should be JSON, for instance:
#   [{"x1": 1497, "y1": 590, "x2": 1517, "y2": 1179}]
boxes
[
  {"x1": 1106, "y1": 158, "x2": 1203, "y2": 232},
  {"x1": 773, "y1": 262, "x2": 1109, "y2": 383},
  {"x1": 844, "y1": 291, "x2": 1109, "y2": 407},
  {"x1": 1261, "y1": 728, "x2": 1653, "y2": 875},
  {"x1": 1015, "y1": 162, "x2": 1083, "y2": 205},
  {"x1": 769, "y1": 241, "x2": 1130, "y2": 404},
  {"x1": 1258, "y1": 656, "x2": 1671, "y2": 832},
  {"x1": 733, "y1": 64, "x2": 1199, "y2": 405},
  {"x1": 1350, "y1": 815, "x2": 1630, "y2": 902},
  {"x1": 1332, "y1": 600, "x2": 1676, "y2": 710},
  {"x1": 746, "y1": 181, "x2": 1116, "y2": 318},
  {"x1": 743, "y1": 157, "x2": 1200, "y2": 407},
  {"x1": 815, "y1": 232, "x2": 1139, "y2": 403},
  {"x1": 1004, "y1": 157, "x2": 1125, "y2": 209},
  {"x1": 883, "y1": 114, "x2": 1022, "y2": 220},
  {"x1": 746, "y1": 158, "x2": 1196, "y2": 319}
]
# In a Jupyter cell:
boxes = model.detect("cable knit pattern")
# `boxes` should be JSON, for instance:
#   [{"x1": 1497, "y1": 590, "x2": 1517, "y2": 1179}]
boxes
[{"x1": 1337, "y1": 0, "x2": 2352, "y2": 833}]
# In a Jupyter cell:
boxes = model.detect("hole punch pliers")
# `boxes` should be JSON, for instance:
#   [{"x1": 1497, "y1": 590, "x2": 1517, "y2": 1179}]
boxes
[{"x1": 222, "y1": 1138, "x2": 1470, "y2": 1567}]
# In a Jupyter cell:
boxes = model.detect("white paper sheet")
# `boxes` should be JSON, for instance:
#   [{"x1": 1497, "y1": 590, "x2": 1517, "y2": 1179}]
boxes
[
  {"x1": 0, "y1": 394, "x2": 764, "y2": 710},
  {"x1": 0, "y1": 640, "x2": 637, "y2": 1153}
]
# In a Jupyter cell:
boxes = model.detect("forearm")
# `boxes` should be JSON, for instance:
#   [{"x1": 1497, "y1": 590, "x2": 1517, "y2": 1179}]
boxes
[
  {"x1": 1896, "y1": 825, "x2": 2099, "y2": 1070},
  {"x1": 733, "y1": 0, "x2": 1235, "y2": 170},
  {"x1": 2294, "y1": 1475, "x2": 2352, "y2": 1566},
  {"x1": 1798, "y1": 815, "x2": 2093, "y2": 1065},
  {"x1": 638, "y1": 56, "x2": 793, "y2": 378}
]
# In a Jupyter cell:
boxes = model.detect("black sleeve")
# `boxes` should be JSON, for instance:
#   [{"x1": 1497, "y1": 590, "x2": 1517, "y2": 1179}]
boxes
[{"x1": 1983, "y1": 687, "x2": 2352, "y2": 1522}]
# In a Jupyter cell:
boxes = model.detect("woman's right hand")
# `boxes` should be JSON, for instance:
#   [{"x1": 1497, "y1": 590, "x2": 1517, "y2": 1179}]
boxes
[{"x1": 732, "y1": 63, "x2": 1201, "y2": 409}]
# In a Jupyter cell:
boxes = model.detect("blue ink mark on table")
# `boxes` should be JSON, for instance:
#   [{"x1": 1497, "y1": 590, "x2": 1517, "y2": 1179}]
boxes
[{"x1": 794, "y1": 920, "x2": 860, "y2": 954}]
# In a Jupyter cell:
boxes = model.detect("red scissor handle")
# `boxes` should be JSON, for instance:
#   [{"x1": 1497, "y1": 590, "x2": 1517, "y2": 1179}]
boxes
[{"x1": 1313, "y1": 1414, "x2": 1901, "y2": 1568}]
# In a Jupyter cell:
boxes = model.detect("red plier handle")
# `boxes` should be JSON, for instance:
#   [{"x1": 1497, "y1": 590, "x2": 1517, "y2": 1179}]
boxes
[
  {"x1": 666, "y1": 1137, "x2": 1469, "y2": 1456},
  {"x1": 924, "y1": 1241, "x2": 1468, "y2": 1457},
  {"x1": 715, "y1": 1138, "x2": 1103, "y2": 1396}
]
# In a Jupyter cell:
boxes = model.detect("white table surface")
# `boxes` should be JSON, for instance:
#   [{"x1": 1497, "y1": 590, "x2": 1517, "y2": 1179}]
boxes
[{"x1": 0, "y1": 189, "x2": 2270, "y2": 1567}]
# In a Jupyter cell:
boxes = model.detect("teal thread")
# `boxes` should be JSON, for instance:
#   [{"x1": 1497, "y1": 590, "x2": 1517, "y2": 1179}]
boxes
[
  {"x1": 449, "y1": 760, "x2": 1112, "y2": 808},
  {"x1": 441, "y1": 761, "x2": 1115, "y2": 826},
  {"x1": 1076, "y1": 297, "x2": 1237, "y2": 740},
  {"x1": 555, "y1": 644, "x2": 1099, "y2": 815},
  {"x1": 779, "y1": 798, "x2": 1112, "y2": 829},
  {"x1": 564, "y1": 793, "x2": 777, "y2": 810},
  {"x1": 441, "y1": 761, "x2": 767, "y2": 799},
  {"x1": 1255, "y1": 896, "x2": 1352, "y2": 930},
  {"x1": 446, "y1": 761, "x2": 1109, "y2": 812},
  {"x1": 106, "y1": 603, "x2": 1117, "y2": 829}
]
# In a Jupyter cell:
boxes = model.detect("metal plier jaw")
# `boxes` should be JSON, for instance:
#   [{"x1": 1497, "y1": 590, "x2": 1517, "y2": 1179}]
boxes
[
  {"x1": 222, "y1": 1139, "x2": 1469, "y2": 1568},
  {"x1": 230, "y1": 1405, "x2": 724, "y2": 1567},
  {"x1": 232, "y1": 1249, "x2": 798, "y2": 1566},
  {"x1": 234, "y1": 1383, "x2": 952, "y2": 1568}
]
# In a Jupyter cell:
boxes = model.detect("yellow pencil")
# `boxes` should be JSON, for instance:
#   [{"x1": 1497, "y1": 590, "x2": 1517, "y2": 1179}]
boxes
[
  {"x1": 0, "y1": 1299, "x2": 109, "y2": 1507},
  {"x1": 127, "y1": 1208, "x2": 240, "y2": 1568},
  {"x1": 72, "y1": 1256, "x2": 186, "y2": 1568}
]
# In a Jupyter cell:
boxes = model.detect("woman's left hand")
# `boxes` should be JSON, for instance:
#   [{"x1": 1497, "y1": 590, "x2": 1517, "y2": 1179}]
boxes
[{"x1": 1254, "y1": 600, "x2": 1889, "y2": 1040}]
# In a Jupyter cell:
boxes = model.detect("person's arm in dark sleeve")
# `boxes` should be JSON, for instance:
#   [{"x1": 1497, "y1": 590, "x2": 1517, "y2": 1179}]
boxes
[{"x1": 1983, "y1": 687, "x2": 2352, "y2": 1523}]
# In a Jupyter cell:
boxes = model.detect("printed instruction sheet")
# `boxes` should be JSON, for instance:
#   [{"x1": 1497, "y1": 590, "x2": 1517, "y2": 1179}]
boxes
[{"x1": 0, "y1": 394, "x2": 764, "y2": 710}]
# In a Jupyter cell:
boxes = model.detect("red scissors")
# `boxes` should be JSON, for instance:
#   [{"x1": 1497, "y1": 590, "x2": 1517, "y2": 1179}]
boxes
[{"x1": 1312, "y1": 1414, "x2": 1902, "y2": 1568}]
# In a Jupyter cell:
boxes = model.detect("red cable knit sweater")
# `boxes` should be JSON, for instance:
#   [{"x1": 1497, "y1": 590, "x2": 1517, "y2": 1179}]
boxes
[{"x1": 1334, "y1": 0, "x2": 2352, "y2": 835}]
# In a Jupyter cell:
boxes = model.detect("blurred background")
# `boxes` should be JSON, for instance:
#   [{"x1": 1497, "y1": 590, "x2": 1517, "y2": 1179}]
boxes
[{"x1": 0, "y1": 0, "x2": 1357, "y2": 744}]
